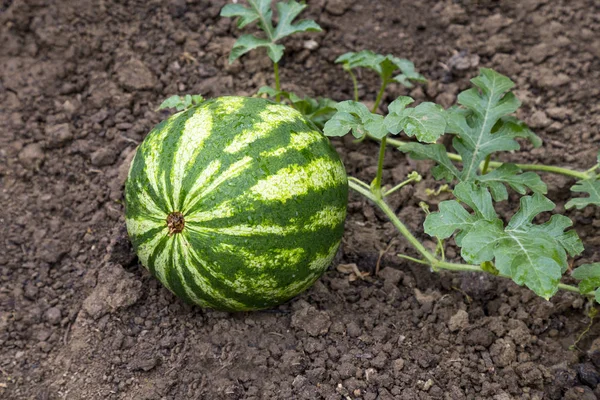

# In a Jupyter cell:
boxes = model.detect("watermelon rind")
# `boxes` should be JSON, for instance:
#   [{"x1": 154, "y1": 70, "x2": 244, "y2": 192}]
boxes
[{"x1": 125, "y1": 96, "x2": 348, "y2": 311}]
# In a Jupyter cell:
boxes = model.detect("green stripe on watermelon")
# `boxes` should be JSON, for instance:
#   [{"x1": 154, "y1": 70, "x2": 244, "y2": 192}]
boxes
[{"x1": 125, "y1": 96, "x2": 348, "y2": 311}]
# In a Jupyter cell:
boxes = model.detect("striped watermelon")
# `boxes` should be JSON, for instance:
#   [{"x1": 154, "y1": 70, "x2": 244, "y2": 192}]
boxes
[{"x1": 125, "y1": 96, "x2": 348, "y2": 311}]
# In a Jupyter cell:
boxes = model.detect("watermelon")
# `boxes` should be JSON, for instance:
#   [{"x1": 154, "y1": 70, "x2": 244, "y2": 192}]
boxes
[{"x1": 125, "y1": 96, "x2": 348, "y2": 311}]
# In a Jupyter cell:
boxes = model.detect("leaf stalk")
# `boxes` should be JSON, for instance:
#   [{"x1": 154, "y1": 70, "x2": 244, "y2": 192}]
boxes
[
  {"x1": 383, "y1": 136, "x2": 592, "y2": 180},
  {"x1": 274, "y1": 62, "x2": 281, "y2": 102},
  {"x1": 371, "y1": 136, "x2": 388, "y2": 199},
  {"x1": 348, "y1": 178, "x2": 585, "y2": 297}
]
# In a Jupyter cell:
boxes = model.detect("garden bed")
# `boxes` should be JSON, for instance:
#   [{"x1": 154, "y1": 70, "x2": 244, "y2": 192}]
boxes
[{"x1": 1, "y1": 0, "x2": 600, "y2": 398}]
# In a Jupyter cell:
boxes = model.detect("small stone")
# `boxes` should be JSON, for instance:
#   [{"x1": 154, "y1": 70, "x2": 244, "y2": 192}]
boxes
[
  {"x1": 291, "y1": 306, "x2": 331, "y2": 336},
  {"x1": 346, "y1": 321, "x2": 362, "y2": 337},
  {"x1": 564, "y1": 386, "x2": 596, "y2": 400},
  {"x1": 576, "y1": 363, "x2": 600, "y2": 388},
  {"x1": 448, "y1": 309, "x2": 469, "y2": 332},
  {"x1": 18, "y1": 143, "x2": 45, "y2": 170},
  {"x1": 392, "y1": 358, "x2": 405, "y2": 373},
  {"x1": 379, "y1": 267, "x2": 403, "y2": 286},
  {"x1": 117, "y1": 58, "x2": 158, "y2": 91},
  {"x1": 45, "y1": 123, "x2": 73, "y2": 148},
  {"x1": 91, "y1": 147, "x2": 118, "y2": 167},
  {"x1": 36, "y1": 329, "x2": 51, "y2": 342},
  {"x1": 528, "y1": 110, "x2": 552, "y2": 129},
  {"x1": 325, "y1": 0, "x2": 350, "y2": 16},
  {"x1": 82, "y1": 263, "x2": 143, "y2": 320},
  {"x1": 303, "y1": 40, "x2": 319, "y2": 50},
  {"x1": 45, "y1": 307, "x2": 61, "y2": 325},
  {"x1": 546, "y1": 106, "x2": 571, "y2": 121},
  {"x1": 529, "y1": 43, "x2": 556, "y2": 64},
  {"x1": 536, "y1": 69, "x2": 570, "y2": 88},
  {"x1": 24, "y1": 283, "x2": 39, "y2": 300},
  {"x1": 414, "y1": 288, "x2": 440, "y2": 306},
  {"x1": 466, "y1": 328, "x2": 495, "y2": 348},
  {"x1": 590, "y1": 350, "x2": 600, "y2": 369},
  {"x1": 37, "y1": 239, "x2": 67, "y2": 264},
  {"x1": 129, "y1": 355, "x2": 159, "y2": 372},
  {"x1": 490, "y1": 338, "x2": 516, "y2": 367}
]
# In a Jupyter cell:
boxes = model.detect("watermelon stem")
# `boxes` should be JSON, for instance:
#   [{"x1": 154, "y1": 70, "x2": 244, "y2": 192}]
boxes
[
  {"x1": 348, "y1": 69, "x2": 359, "y2": 102},
  {"x1": 372, "y1": 80, "x2": 388, "y2": 113},
  {"x1": 166, "y1": 211, "x2": 185, "y2": 235},
  {"x1": 384, "y1": 136, "x2": 592, "y2": 180},
  {"x1": 348, "y1": 178, "x2": 586, "y2": 296},
  {"x1": 274, "y1": 62, "x2": 281, "y2": 102},
  {"x1": 370, "y1": 136, "x2": 388, "y2": 199}
]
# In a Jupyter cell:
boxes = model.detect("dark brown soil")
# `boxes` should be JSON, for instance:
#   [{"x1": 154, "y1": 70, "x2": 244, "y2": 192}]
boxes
[{"x1": 2, "y1": 0, "x2": 600, "y2": 399}]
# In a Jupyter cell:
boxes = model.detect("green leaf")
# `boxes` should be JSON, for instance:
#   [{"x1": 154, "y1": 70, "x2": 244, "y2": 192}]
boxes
[
  {"x1": 257, "y1": 86, "x2": 337, "y2": 128},
  {"x1": 572, "y1": 263, "x2": 600, "y2": 295},
  {"x1": 423, "y1": 200, "x2": 478, "y2": 245},
  {"x1": 495, "y1": 116, "x2": 542, "y2": 148},
  {"x1": 400, "y1": 103, "x2": 446, "y2": 143},
  {"x1": 426, "y1": 183, "x2": 581, "y2": 299},
  {"x1": 385, "y1": 98, "x2": 446, "y2": 143},
  {"x1": 273, "y1": 1, "x2": 322, "y2": 41},
  {"x1": 222, "y1": 0, "x2": 321, "y2": 63},
  {"x1": 566, "y1": 179, "x2": 600, "y2": 210},
  {"x1": 323, "y1": 101, "x2": 386, "y2": 139},
  {"x1": 453, "y1": 182, "x2": 496, "y2": 221},
  {"x1": 221, "y1": 3, "x2": 261, "y2": 28},
  {"x1": 385, "y1": 96, "x2": 446, "y2": 143},
  {"x1": 462, "y1": 194, "x2": 575, "y2": 299},
  {"x1": 229, "y1": 34, "x2": 285, "y2": 63},
  {"x1": 476, "y1": 164, "x2": 547, "y2": 202},
  {"x1": 395, "y1": 69, "x2": 543, "y2": 201},
  {"x1": 448, "y1": 68, "x2": 523, "y2": 180},
  {"x1": 531, "y1": 215, "x2": 584, "y2": 258},
  {"x1": 335, "y1": 50, "x2": 425, "y2": 86},
  {"x1": 335, "y1": 50, "x2": 383, "y2": 70},
  {"x1": 393, "y1": 58, "x2": 427, "y2": 88},
  {"x1": 157, "y1": 94, "x2": 205, "y2": 111},
  {"x1": 157, "y1": 95, "x2": 185, "y2": 111},
  {"x1": 400, "y1": 143, "x2": 460, "y2": 181},
  {"x1": 191, "y1": 95, "x2": 204, "y2": 105}
]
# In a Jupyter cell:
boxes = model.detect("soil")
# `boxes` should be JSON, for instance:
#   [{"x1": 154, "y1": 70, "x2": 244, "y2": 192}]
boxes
[{"x1": 2, "y1": 0, "x2": 600, "y2": 399}]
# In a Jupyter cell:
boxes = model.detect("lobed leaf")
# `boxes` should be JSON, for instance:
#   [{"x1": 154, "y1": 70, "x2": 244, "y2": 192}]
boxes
[
  {"x1": 273, "y1": 1, "x2": 322, "y2": 41},
  {"x1": 323, "y1": 101, "x2": 386, "y2": 139},
  {"x1": 565, "y1": 179, "x2": 600, "y2": 210},
  {"x1": 257, "y1": 86, "x2": 336, "y2": 128},
  {"x1": 476, "y1": 164, "x2": 547, "y2": 202},
  {"x1": 384, "y1": 98, "x2": 446, "y2": 143},
  {"x1": 157, "y1": 94, "x2": 204, "y2": 111},
  {"x1": 425, "y1": 183, "x2": 583, "y2": 299},
  {"x1": 572, "y1": 263, "x2": 600, "y2": 298},
  {"x1": 222, "y1": 0, "x2": 321, "y2": 63},
  {"x1": 397, "y1": 69, "x2": 544, "y2": 201},
  {"x1": 400, "y1": 142, "x2": 460, "y2": 181},
  {"x1": 229, "y1": 34, "x2": 284, "y2": 63},
  {"x1": 335, "y1": 50, "x2": 425, "y2": 86}
]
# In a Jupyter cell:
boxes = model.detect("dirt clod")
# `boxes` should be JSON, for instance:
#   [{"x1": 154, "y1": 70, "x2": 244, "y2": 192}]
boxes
[
  {"x1": 291, "y1": 305, "x2": 331, "y2": 336},
  {"x1": 82, "y1": 263, "x2": 142, "y2": 320},
  {"x1": 448, "y1": 309, "x2": 469, "y2": 332}
]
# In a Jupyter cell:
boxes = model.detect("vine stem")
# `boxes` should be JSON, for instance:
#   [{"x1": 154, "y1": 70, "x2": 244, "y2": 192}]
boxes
[
  {"x1": 371, "y1": 136, "x2": 387, "y2": 198},
  {"x1": 349, "y1": 179, "x2": 437, "y2": 264},
  {"x1": 274, "y1": 62, "x2": 281, "y2": 103},
  {"x1": 481, "y1": 154, "x2": 491, "y2": 175},
  {"x1": 372, "y1": 80, "x2": 388, "y2": 113},
  {"x1": 348, "y1": 69, "x2": 359, "y2": 102},
  {"x1": 347, "y1": 178, "x2": 585, "y2": 296},
  {"x1": 383, "y1": 173, "x2": 421, "y2": 197},
  {"x1": 383, "y1": 136, "x2": 592, "y2": 180}
]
